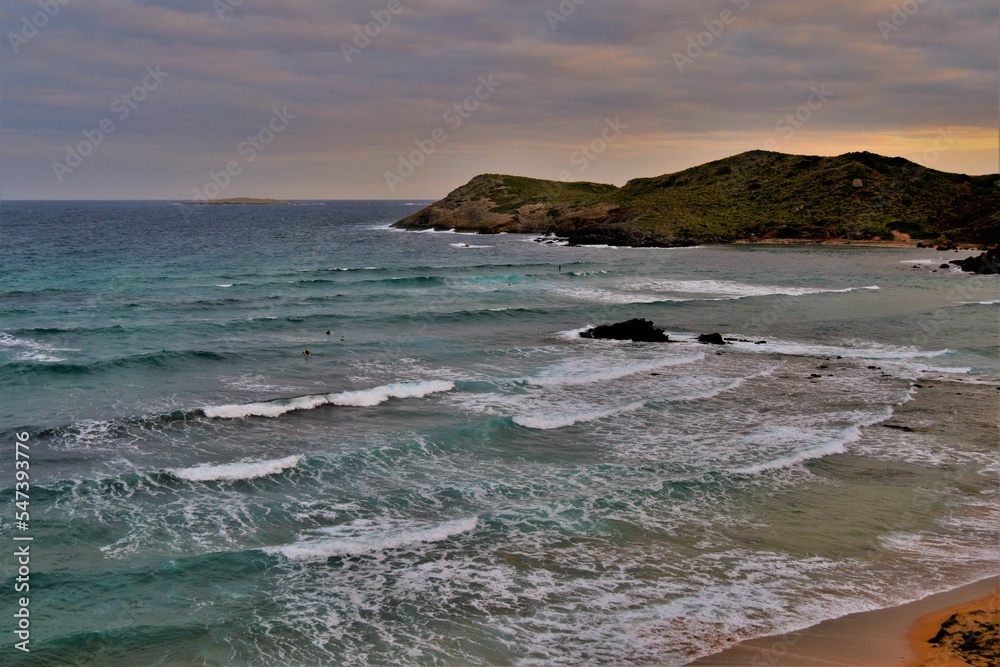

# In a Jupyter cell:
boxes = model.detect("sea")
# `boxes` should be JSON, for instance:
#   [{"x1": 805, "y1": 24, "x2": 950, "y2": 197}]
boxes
[{"x1": 1, "y1": 200, "x2": 998, "y2": 666}]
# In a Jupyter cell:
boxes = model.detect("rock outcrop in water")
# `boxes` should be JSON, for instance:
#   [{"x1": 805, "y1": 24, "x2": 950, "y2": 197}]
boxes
[
  {"x1": 392, "y1": 151, "x2": 999, "y2": 247},
  {"x1": 580, "y1": 319, "x2": 670, "y2": 342},
  {"x1": 949, "y1": 248, "x2": 1000, "y2": 274},
  {"x1": 697, "y1": 333, "x2": 728, "y2": 345}
]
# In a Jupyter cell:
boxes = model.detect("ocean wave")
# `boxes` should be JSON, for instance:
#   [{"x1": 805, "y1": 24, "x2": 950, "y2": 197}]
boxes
[
  {"x1": 957, "y1": 299, "x2": 1000, "y2": 306},
  {"x1": 169, "y1": 455, "x2": 302, "y2": 482},
  {"x1": 620, "y1": 279, "x2": 880, "y2": 299},
  {"x1": 513, "y1": 401, "x2": 647, "y2": 430},
  {"x1": 450, "y1": 243, "x2": 494, "y2": 249},
  {"x1": 730, "y1": 426, "x2": 862, "y2": 475},
  {"x1": 526, "y1": 354, "x2": 704, "y2": 387},
  {"x1": 728, "y1": 338, "x2": 950, "y2": 362},
  {"x1": 2, "y1": 349, "x2": 227, "y2": 375},
  {"x1": 202, "y1": 380, "x2": 455, "y2": 419},
  {"x1": 265, "y1": 516, "x2": 478, "y2": 561},
  {"x1": 0, "y1": 332, "x2": 78, "y2": 363}
]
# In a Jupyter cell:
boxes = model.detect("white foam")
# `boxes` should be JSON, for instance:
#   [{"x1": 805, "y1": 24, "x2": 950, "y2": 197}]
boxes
[
  {"x1": 958, "y1": 299, "x2": 1000, "y2": 306},
  {"x1": 513, "y1": 401, "x2": 646, "y2": 430},
  {"x1": 330, "y1": 380, "x2": 455, "y2": 407},
  {"x1": 450, "y1": 243, "x2": 493, "y2": 249},
  {"x1": 732, "y1": 426, "x2": 861, "y2": 475},
  {"x1": 202, "y1": 380, "x2": 455, "y2": 419},
  {"x1": 527, "y1": 354, "x2": 704, "y2": 387},
  {"x1": 0, "y1": 332, "x2": 77, "y2": 362},
  {"x1": 215, "y1": 284, "x2": 234, "y2": 288},
  {"x1": 621, "y1": 279, "x2": 880, "y2": 299},
  {"x1": 170, "y1": 455, "x2": 302, "y2": 482},
  {"x1": 546, "y1": 286, "x2": 680, "y2": 304},
  {"x1": 899, "y1": 259, "x2": 939, "y2": 265},
  {"x1": 555, "y1": 325, "x2": 596, "y2": 341},
  {"x1": 729, "y1": 338, "x2": 950, "y2": 362},
  {"x1": 267, "y1": 517, "x2": 478, "y2": 561}
]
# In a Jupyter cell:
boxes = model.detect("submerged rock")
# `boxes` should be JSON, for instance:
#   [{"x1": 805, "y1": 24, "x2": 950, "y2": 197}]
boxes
[
  {"x1": 697, "y1": 333, "x2": 727, "y2": 345},
  {"x1": 580, "y1": 319, "x2": 670, "y2": 342},
  {"x1": 949, "y1": 248, "x2": 999, "y2": 274}
]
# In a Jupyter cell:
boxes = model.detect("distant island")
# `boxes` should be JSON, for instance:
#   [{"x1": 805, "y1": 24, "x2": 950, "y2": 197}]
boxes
[
  {"x1": 392, "y1": 151, "x2": 999, "y2": 247},
  {"x1": 185, "y1": 197, "x2": 298, "y2": 205}
]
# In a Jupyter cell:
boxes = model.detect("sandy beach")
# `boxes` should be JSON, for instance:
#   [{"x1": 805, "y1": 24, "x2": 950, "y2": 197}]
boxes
[
  {"x1": 689, "y1": 378, "x2": 1000, "y2": 667},
  {"x1": 688, "y1": 577, "x2": 999, "y2": 666}
]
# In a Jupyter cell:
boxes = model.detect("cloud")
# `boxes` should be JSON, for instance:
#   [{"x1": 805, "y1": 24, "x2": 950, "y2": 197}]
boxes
[{"x1": 1, "y1": 0, "x2": 995, "y2": 199}]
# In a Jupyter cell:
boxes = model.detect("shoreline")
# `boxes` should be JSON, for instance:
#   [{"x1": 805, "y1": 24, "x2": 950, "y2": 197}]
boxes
[
  {"x1": 688, "y1": 577, "x2": 1000, "y2": 667},
  {"x1": 689, "y1": 378, "x2": 999, "y2": 666},
  {"x1": 731, "y1": 238, "x2": 984, "y2": 250}
]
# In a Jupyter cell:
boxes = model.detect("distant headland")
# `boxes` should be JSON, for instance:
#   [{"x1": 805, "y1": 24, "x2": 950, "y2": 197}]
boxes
[
  {"x1": 185, "y1": 197, "x2": 298, "y2": 205},
  {"x1": 392, "y1": 151, "x2": 998, "y2": 248}
]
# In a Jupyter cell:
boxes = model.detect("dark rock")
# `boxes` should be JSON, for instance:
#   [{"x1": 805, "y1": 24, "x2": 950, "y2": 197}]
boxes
[
  {"x1": 819, "y1": 365, "x2": 829, "y2": 369},
  {"x1": 809, "y1": 373, "x2": 822, "y2": 378},
  {"x1": 697, "y1": 333, "x2": 727, "y2": 345},
  {"x1": 950, "y1": 247, "x2": 1000, "y2": 275},
  {"x1": 725, "y1": 337, "x2": 769, "y2": 345},
  {"x1": 580, "y1": 319, "x2": 670, "y2": 342},
  {"x1": 882, "y1": 424, "x2": 914, "y2": 432},
  {"x1": 939, "y1": 264, "x2": 951, "y2": 269}
]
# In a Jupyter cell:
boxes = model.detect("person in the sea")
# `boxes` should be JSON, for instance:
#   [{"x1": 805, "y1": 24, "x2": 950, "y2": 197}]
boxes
[
  {"x1": 340, "y1": 336, "x2": 345, "y2": 342},
  {"x1": 326, "y1": 330, "x2": 331, "y2": 335},
  {"x1": 303, "y1": 349, "x2": 311, "y2": 356}
]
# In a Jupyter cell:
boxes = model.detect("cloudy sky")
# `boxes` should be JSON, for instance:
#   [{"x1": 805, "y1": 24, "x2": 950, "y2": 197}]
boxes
[{"x1": 1, "y1": 0, "x2": 995, "y2": 200}]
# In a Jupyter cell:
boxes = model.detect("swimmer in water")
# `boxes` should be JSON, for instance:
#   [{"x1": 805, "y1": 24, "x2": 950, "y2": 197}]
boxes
[
  {"x1": 340, "y1": 336, "x2": 345, "y2": 342},
  {"x1": 326, "y1": 330, "x2": 331, "y2": 335},
  {"x1": 303, "y1": 349, "x2": 311, "y2": 356}
]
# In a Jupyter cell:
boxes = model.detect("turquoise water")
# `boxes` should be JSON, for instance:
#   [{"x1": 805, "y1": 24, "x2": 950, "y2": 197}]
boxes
[{"x1": 1, "y1": 201, "x2": 998, "y2": 665}]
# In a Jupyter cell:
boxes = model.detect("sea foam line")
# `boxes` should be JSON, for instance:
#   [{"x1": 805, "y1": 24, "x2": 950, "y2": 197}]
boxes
[
  {"x1": 202, "y1": 380, "x2": 455, "y2": 419},
  {"x1": 620, "y1": 279, "x2": 880, "y2": 299},
  {"x1": 513, "y1": 401, "x2": 647, "y2": 430},
  {"x1": 266, "y1": 517, "x2": 478, "y2": 561},
  {"x1": 170, "y1": 455, "x2": 302, "y2": 482},
  {"x1": 526, "y1": 353, "x2": 704, "y2": 387}
]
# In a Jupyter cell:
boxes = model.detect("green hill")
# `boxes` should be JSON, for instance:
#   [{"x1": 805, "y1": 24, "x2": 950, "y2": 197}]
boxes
[{"x1": 392, "y1": 151, "x2": 999, "y2": 246}]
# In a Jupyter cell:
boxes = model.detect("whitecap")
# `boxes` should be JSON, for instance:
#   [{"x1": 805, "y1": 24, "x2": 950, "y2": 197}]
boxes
[
  {"x1": 266, "y1": 517, "x2": 478, "y2": 561},
  {"x1": 202, "y1": 380, "x2": 455, "y2": 419},
  {"x1": 170, "y1": 455, "x2": 301, "y2": 482}
]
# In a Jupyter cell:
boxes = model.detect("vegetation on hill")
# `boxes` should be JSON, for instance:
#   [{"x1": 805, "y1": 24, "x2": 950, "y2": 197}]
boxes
[{"x1": 392, "y1": 151, "x2": 998, "y2": 246}]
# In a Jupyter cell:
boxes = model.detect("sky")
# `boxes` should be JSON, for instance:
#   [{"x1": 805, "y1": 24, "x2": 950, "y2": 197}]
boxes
[{"x1": 1, "y1": 0, "x2": 996, "y2": 200}]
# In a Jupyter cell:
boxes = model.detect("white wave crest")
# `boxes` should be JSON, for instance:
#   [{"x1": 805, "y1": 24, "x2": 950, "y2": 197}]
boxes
[
  {"x1": 202, "y1": 380, "x2": 455, "y2": 419},
  {"x1": 621, "y1": 279, "x2": 880, "y2": 299},
  {"x1": 513, "y1": 401, "x2": 646, "y2": 430},
  {"x1": 171, "y1": 455, "x2": 301, "y2": 482},
  {"x1": 266, "y1": 517, "x2": 478, "y2": 561},
  {"x1": 527, "y1": 354, "x2": 704, "y2": 387}
]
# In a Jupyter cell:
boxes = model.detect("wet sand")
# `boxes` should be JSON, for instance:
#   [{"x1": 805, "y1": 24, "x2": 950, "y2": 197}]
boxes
[
  {"x1": 688, "y1": 578, "x2": 999, "y2": 666},
  {"x1": 688, "y1": 379, "x2": 999, "y2": 666}
]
